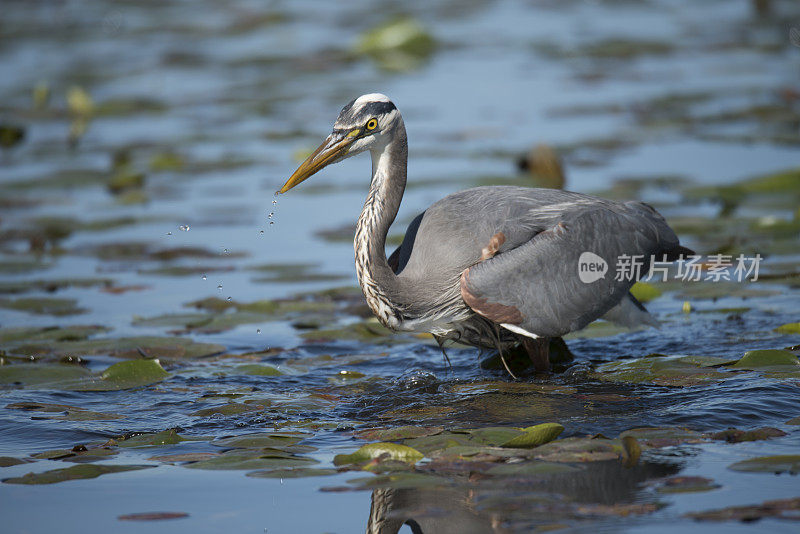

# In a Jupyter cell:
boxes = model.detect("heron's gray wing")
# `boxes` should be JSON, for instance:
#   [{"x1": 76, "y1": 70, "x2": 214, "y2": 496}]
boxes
[
  {"x1": 388, "y1": 211, "x2": 425, "y2": 274},
  {"x1": 460, "y1": 204, "x2": 681, "y2": 338}
]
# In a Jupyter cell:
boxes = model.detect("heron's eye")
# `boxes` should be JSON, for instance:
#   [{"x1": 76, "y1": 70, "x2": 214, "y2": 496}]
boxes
[{"x1": 366, "y1": 118, "x2": 378, "y2": 131}]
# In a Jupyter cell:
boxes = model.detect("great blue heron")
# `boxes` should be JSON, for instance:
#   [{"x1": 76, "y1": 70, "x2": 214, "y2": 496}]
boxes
[{"x1": 278, "y1": 94, "x2": 692, "y2": 373}]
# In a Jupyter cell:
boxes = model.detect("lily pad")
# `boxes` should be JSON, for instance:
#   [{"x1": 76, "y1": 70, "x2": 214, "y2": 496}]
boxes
[
  {"x1": 0, "y1": 297, "x2": 87, "y2": 316},
  {"x1": 73, "y1": 359, "x2": 169, "y2": 391},
  {"x1": 184, "y1": 449, "x2": 317, "y2": 471},
  {"x1": 486, "y1": 461, "x2": 580, "y2": 477},
  {"x1": 686, "y1": 497, "x2": 800, "y2": 522},
  {"x1": 501, "y1": 423, "x2": 564, "y2": 448},
  {"x1": 354, "y1": 426, "x2": 444, "y2": 442},
  {"x1": 630, "y1": 282, "x2": 662, "y2": 303},
  {"x1": 775, "y1": 322, "x2": 800, "y2": 334},
  {"x1": 212, "y1": 432, "x2": 306, "y2": 449},
  {"x1": 619, "y1": 427, "x2": 706, "y2": 448},
  {"x1": 333, "y1": 442, "x2": 424, "y2": 466},
  {"x1": 2, "y1": 464, "x2": 153, "y2": 485},
  {"x1": 191, "y1": 402, "x2": 263, "y2": 417},
  {"x1": 731, "y1": 349, "x2": 799, "y2": 369},
  {"x1": 0, "y1": 457, "x2": 30, "y2": 467},
  {"x1": 590, "y1": 355, "x2": 730, "y2": 386},
  {"x1": 234, "y1": 364, "x2": 282, "y2": 376},
  {"x1": 727, "y1": 455, "x2": 800, "y2": 474},
  {"x1": 246, "y1": 468, "x2": 338, "y2": 479},
  {"x1": 0, "y1": 364, "x2": 91, "y2": 387},
  {"x1": 658, "y1": 476, "x2": 720, "y2": 494},
  {"x1": 118, "y1": 429, "x2": 202, "y2": 448},
  {"x1": 711, "y1": 427, "x2": 786, "y2": 443},
  {"x1": 531, "y1": 436, "x2": 623, "y2": 463}
]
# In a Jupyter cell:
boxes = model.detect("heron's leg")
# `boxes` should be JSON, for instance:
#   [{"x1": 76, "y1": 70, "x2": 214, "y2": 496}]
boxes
[{"x1": 521, "y1": 337, "x2": 550, "y2": 373}]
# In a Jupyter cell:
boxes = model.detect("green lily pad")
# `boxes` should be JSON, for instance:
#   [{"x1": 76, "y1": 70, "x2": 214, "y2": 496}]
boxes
[
  {"x1": 590, "y1": 355, "x2": 730, "y2": 386},
  {"x1": 2, "y1": 464, "x2": 153, "y2": 485},
  {"x1": 531, "y1": 437, "x2": 623, "y2": 463},
  {"x1": 0, "y1": 364, "x2": 91, "y2": 387},
  {"x1": 355, "y1": 16, "x2": 436, "y2": 72},
  {"x1": 212, "y1": 432, "x2": 306, "y2": 449},
  {"x1": 658, "y1": 476, "x2": 720, "y2": 494},
  {"x1": 775, "y1": 322, "x2": 800, "y2": 334},
  {"x1": 786, "y1": 417, "x2": 800, "y2": 425},
  {"x1": 184, "y1": 449, "x2": 317, "y2": 471},
  {"x1": 191, "y1": 402, "x2": 263, "y2": 417},
  {"x1": 118, "y1": 429, "x2": 203, "y2": 448},
  {"x1": 630, "y1": 282, "x2": 662, "y2": 303},
  {"x1": 12, "y1": 336, "x2": 225, "y2": 361},
  {"x1": 711, "y1": 427, "x2": 786, "y2": 443},
  {"x1": 147, "y1": 453, "x2": 220, "y2": 463},
  {"x1": 619, "y1": 427, "x2": 706, "y2": 448},
  {"x1": 31, "y1": 446, "x2": 117, "y2": 463},
  {"x1": 0, "y1": 457, "x2": 30, "y2": 467},
  {"x1": 0, "y1": 297, "x2": 86, "y2": 316},
  {"x1": 355, "y1": 426, "x2": 444, "y2": 442},
  {"x1": 234, "y1": 364, "x2": 282, "y2": 376},
  {"x1": 73, "y1": 359, "x2": 169, "y2": 391},
  {"x1": 728, "y1": 455, "x2": 800, "y2": 474},
  {"x1": 686, "y1": 497, "x2": 800, "y2": 522},
  {"x1": 731, "y1": 349, "x2": 799, "y2": 369},
  {"x1": 402, "y1": 432, "x2": 475, "y2": 455},
  {"x1": 246, "y1": 468, "x2": 338, "y2": 479},
  {"x1": 333, "y1": 442, "x2": 424, "y2": 466},
  {"x1": 0, "y1": 325, "x2": 109, "y2": 345},
  {"x1": 486, "y1": 461, "x2": 580, "y2": 477},
  {"x1": 501, "y1": 423, "x2": 564, "y2": 448}
]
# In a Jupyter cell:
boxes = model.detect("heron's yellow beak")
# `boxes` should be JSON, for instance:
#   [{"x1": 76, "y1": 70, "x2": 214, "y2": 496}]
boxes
[{"x1": 276, "y1": 132, "x2": 357, "y2": 194}]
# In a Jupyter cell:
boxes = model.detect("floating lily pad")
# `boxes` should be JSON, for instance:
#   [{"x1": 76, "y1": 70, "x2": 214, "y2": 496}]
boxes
[
  {"x1": 246, "y1": 468, "x2": 338, "y2": 479},
  {"x1": 73, "y1": 359, "x2": 169, "y2": 391},
  {"x1": 731, "y1": 349, "x2": 799, "y2": 369},
  {"x1": 333, "y1": 443, "x2": 424, "y2": 466},
  {"x1": 658, "y1": 476, "x2": 720, "y2": 494},
  {"x1": 0, "y1": 325, "x2": 109, "y2": 345},
  {"x1": 531, "y1": 436, "x2": 623, "y2": 463},
  {"x1": 184, "y1": 449, "x2": 317, "y2": 471},
  {"x1": 0, "y1": 364, "x2": 91, "y2": 387},
  {"x1": 590, "y1": 355, "x2": 730, "y2": 386},
  {"x1": 355, "y1": 16, "x2": 436, "y2": 72},
  {"x1": 12, "y1": 336, "x2": 225, "y2": 361},
  {"x1": 711, "y1": 427, "x2": 786, "y2": 443},
  {"x1": 0, "y1": 297, "x2": 86, "y2": 316},
  {"x1": 191, "y1": 402, "x2": 263, "y2": 417},
  {"x1": 728, "y1": 455, "x2": 800, "y2": 474},
  {"x1": 2, "y1": 464, "x2": 153, "y2": 485},
  {"x1": 486, "y1": 461, "x2": 580, "y2": 477},
  {"x1": 621, "y1": 436, "x2": 641, "y2": 467},
  {"x1": 686, "y1": 497, "x2": 800, "y2": 522},
  {"x1": 31, "y1": 446, "x2": 117, "y2": 463},
  {"x1": 354, "y1": 426, "x2": 444, "y2": 441},
  {"x1": 0, "y1": 457, "x2": 30, "y2": 467},
  {"x1": 147, "y1": 453, "x2": 220, "y2": 463},
  {"x1": 212, "y1": 432, "x2": 306, "y2": 449},
  {"x1": 501, "y1": 423, "x2": 564, "y2": 449},
  {"x1": 233, "y1": 364, "x2": 282, "y2": 376},
  {"x1": 118, "y1": 429, "x2": 203, "y2": 448},
  {"x1": 775, "y1": 322, "x2": 800, "y2": 334},
  {"x1": 619, "y1": 427, "x2": 706, "y2": 448},
  {"x1": 630, "y1": 282, "x2": 662, "y2": 303}
]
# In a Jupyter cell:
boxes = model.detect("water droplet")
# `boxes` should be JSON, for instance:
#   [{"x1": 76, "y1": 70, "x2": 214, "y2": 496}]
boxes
[
  {"x1": 268, "y1": 212, "x2": 274, "y2": 219},
  {"x1": 223, "y1": 248, "x2": 229, "y2": 255},
  {"x1": 259, "y1": 230, "x2": 265, "y2": 235},
  {"x1": 269, "y1": 221, "x2": 274, "y2": 226},
  {"x1": 226, "y1": 296, "x2": 232, "y2": 301},
  {"x1": 217, "y1": 284, "x2": 223, "y2": 290},
  {"x1": 166, "y1": 231, "x2": 172, "y2": 236},
  {"x1": 201, "y1": 274, "x2": 207, "y2": 281},
  {"x1": 256, "y1": 328, "x2": 261, "y2": 334},
  {"x1": 179, "y1": 224, "x2": 190, "y2": 232}
]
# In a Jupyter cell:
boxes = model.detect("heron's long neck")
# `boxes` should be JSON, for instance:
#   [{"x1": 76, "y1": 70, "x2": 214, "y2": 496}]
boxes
[{"x1": 355, "y1": 123, "x2": 408, "y2": 327}]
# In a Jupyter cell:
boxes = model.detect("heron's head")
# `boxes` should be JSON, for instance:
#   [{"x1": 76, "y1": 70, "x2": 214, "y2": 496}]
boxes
[{"x1": 277, "y1": 93, "x2": 401, "y2": 194}]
